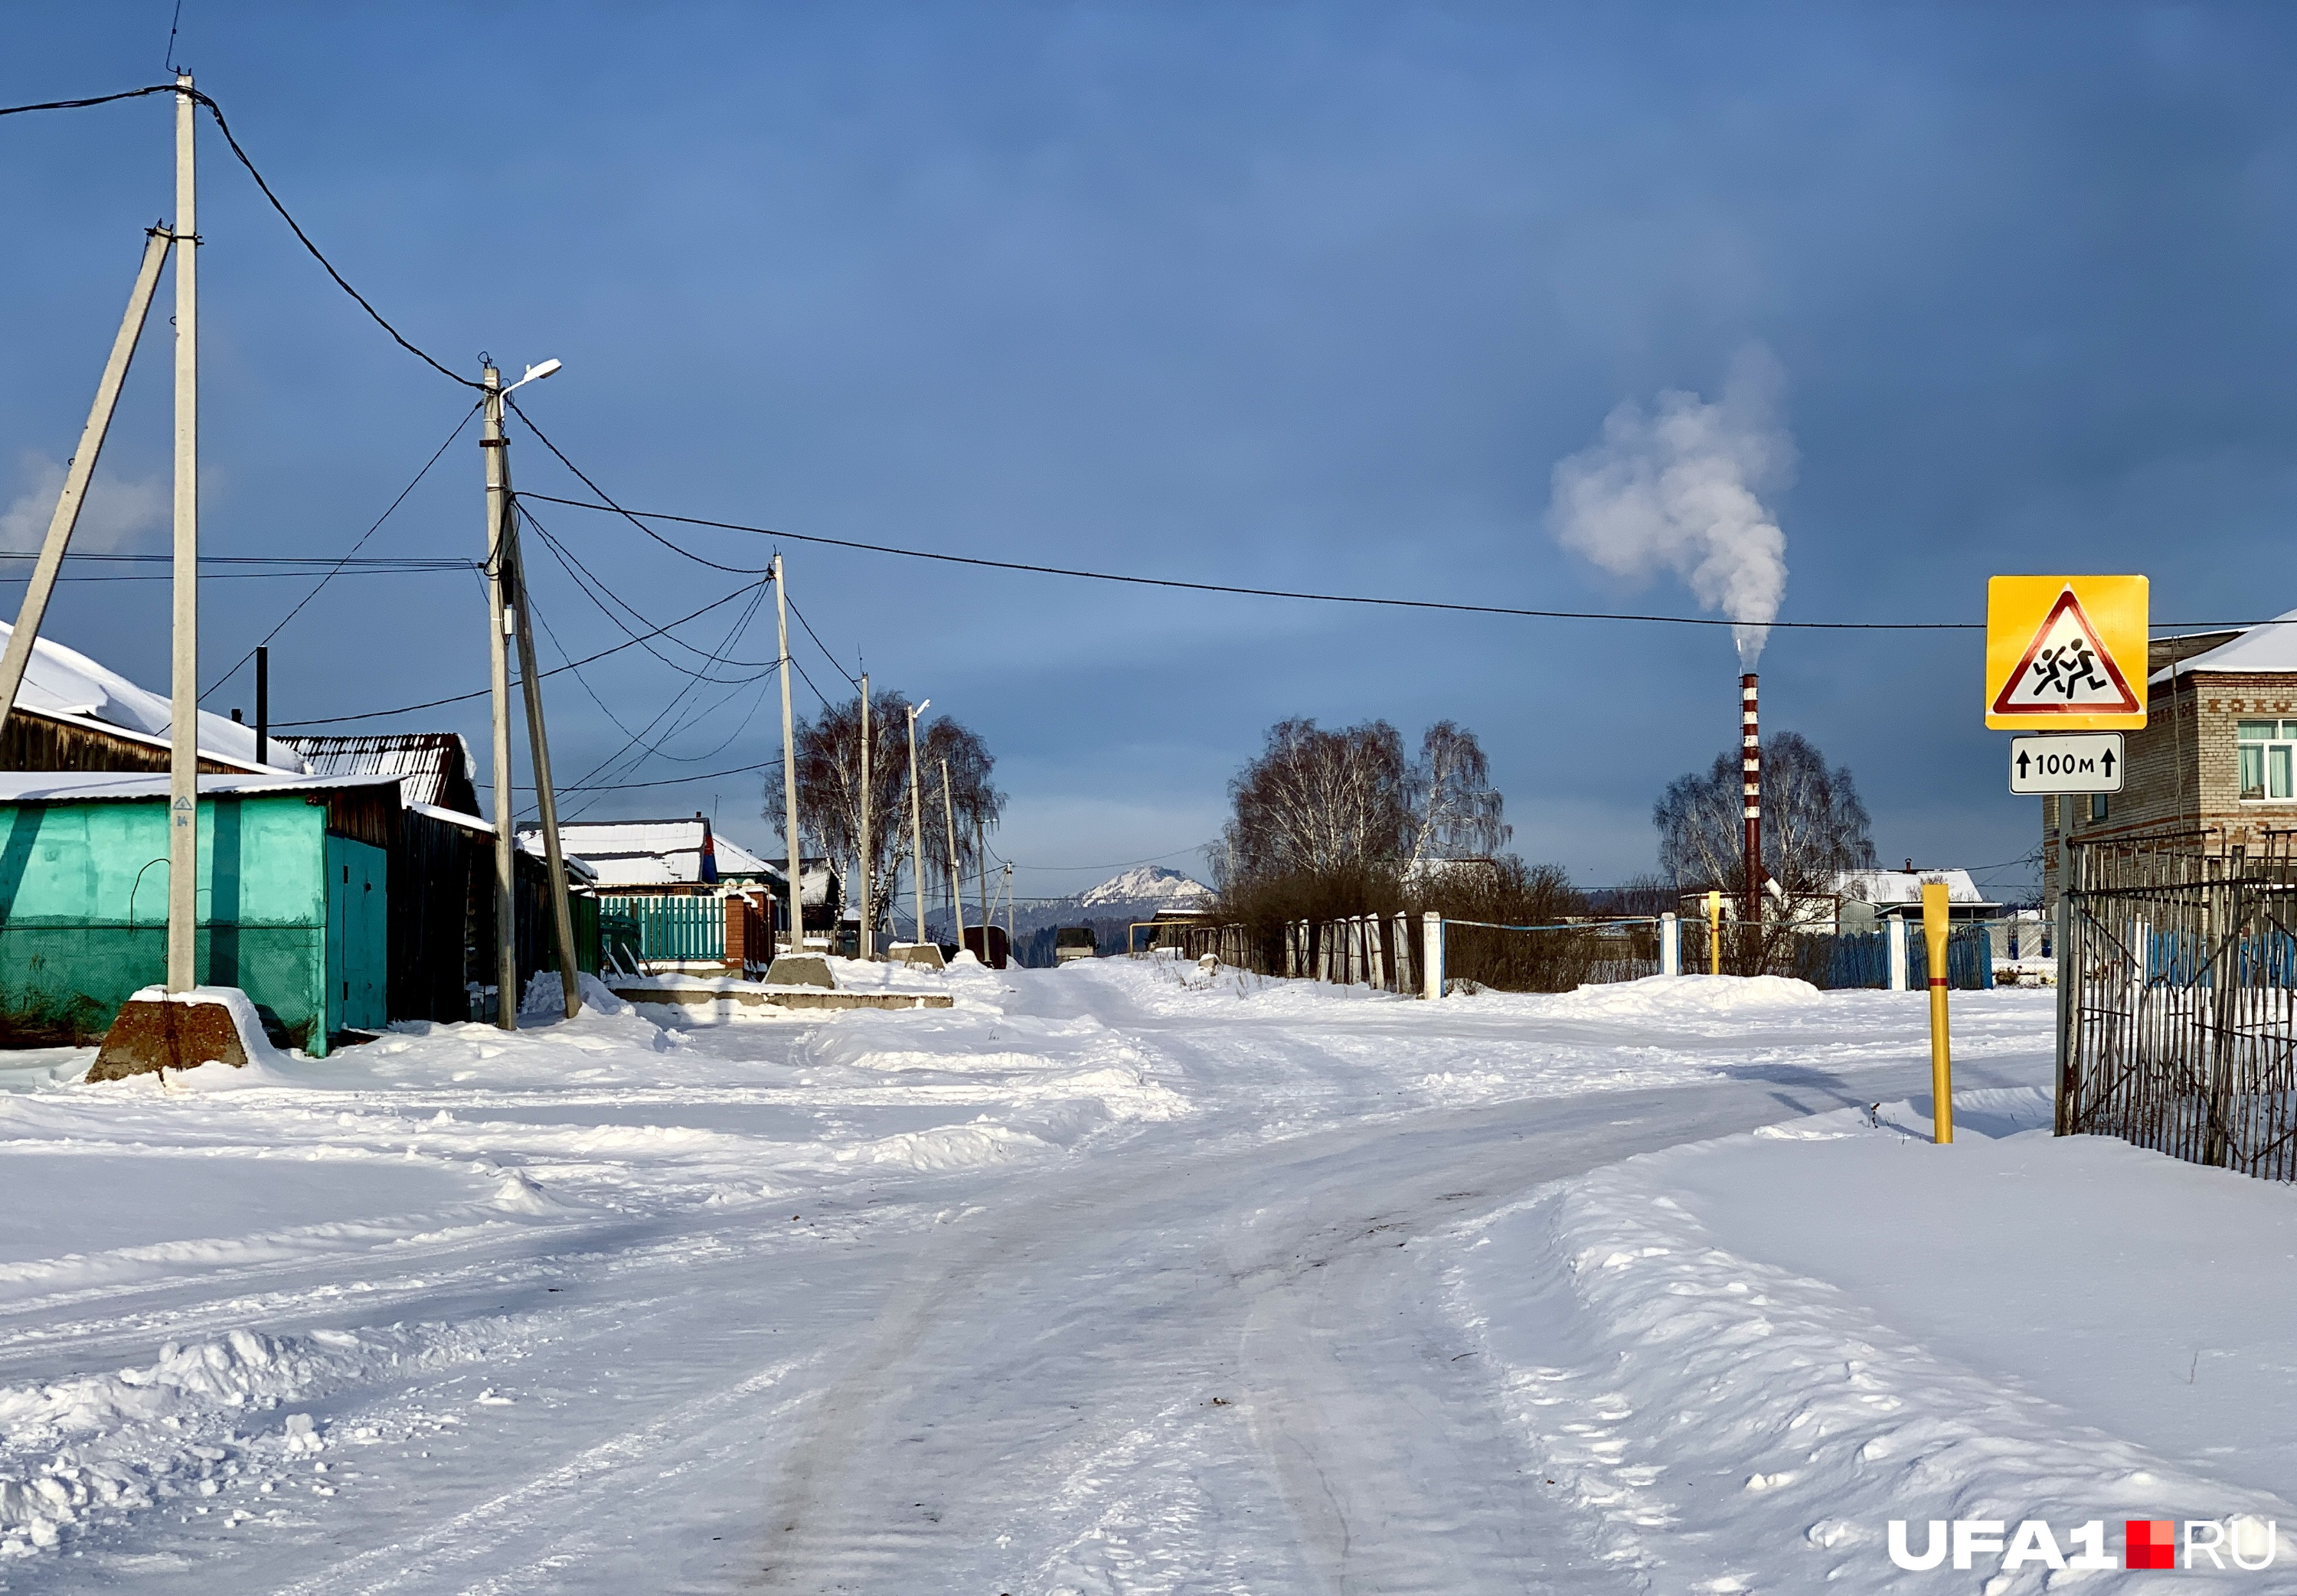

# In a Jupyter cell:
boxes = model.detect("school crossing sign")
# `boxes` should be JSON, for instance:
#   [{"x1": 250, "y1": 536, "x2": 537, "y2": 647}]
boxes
[{"x1": 1985, "y1": 576, "x2": 2148, "y2": 731}]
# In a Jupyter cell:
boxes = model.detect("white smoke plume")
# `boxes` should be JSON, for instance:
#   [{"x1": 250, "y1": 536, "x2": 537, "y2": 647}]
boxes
[
  {"x1": 1547, "y1": 348, "x2": 1794, "y2": 667},
  {"x1": 0, "y1": 450, "x2": 168, "y2": 556}
]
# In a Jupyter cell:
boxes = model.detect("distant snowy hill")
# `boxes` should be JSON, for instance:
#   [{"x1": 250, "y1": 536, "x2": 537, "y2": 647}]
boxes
[{"x1": 1075, "y1": 865, "x2": 1212, "y2": 910}]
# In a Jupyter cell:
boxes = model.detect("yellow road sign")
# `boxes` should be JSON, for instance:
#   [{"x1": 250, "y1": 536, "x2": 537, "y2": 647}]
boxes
[{"x1": 1985, "y1": 575, "x2": 2148, "y2": 730}]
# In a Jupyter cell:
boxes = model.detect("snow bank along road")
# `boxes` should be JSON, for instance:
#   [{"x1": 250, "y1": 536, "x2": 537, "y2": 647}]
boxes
[{"x1": 0, "y1": 958, "x2": 2101, "y2": 1590}]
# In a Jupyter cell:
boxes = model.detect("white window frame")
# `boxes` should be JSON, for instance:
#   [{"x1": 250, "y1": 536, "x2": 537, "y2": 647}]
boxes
[{"x1": 2237, "y1": 720, "x2": 2297, "y2": 802}]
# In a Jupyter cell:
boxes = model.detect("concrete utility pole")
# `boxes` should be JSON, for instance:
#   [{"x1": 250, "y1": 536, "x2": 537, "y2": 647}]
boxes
[
  {"x1": 482, "y1": 367, "x2": 518, "y2": 1027},
  {"x1": 0, "y1": 227, "x2": 171, "y2": 751},
  {"x1": 773, "y1": 555, "x2": 800, "y2": 954},
  {"x1": 940, "y1": 758, "x2": 965, "y2": 954},
  {"x1": 505, "y1": 513, "x2": 580, "y2": 1020},
  {"x1": 907, "y1": 700, "x2": 929, "y2": 945},
  {"x1": 976, "y1": 814, "x2": 989, "y2": 964},
  {"x1": 857, "y1": 672, "x2": 872, "y2": 959},
  {"x1": 167, "y1": 73, "x2": 201, "y2": 996}
]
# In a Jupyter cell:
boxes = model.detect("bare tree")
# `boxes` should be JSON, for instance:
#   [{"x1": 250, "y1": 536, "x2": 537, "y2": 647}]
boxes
[
  {"x1": 1654, "y1": 730, "x2": 1874, "y2": 895},
  {"x1": 1221, "y1": 717, "x2": 1507, "y2": 885},
  {"x1": 763, "y1": 690, "x2": 1003, "y2": 939}
]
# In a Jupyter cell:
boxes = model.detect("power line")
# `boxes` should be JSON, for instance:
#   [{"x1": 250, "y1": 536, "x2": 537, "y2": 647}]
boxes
[
  {"x1": 511, "y1": 498, "x2": 2288, "y2": 635},
  {"x1": 0, "y1": 83, "x2": 477, "y2": 388},
  {"x1": 786, "y1": 595, "x2": 861, "y2": 690},
  {"x1": 202, "y1": 398, "x2": 482, "y2": 700},
  {"x1": 518, "y1": 504, "x2": 780, "y2": 675},
  {"x1": 505, "y1": 396, "x2": 772, "y2": 575},
  {"x1": 517, "y1": 491, "x2": 1998, "y2": 632},
  {"x1": 270, "y1": 582, "x2": 774, "y2": 726}
]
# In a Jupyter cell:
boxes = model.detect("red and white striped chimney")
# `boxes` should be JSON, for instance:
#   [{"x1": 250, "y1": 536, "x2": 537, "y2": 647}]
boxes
[{"x1": 1741, "y1": 674, "x2": 1761, "y2": 924}]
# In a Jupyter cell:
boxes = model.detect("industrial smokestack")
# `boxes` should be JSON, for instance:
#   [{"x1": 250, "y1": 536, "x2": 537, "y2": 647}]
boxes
[{"x1": 1741, "y1": 673, "x2": 1761, "y2": 925}]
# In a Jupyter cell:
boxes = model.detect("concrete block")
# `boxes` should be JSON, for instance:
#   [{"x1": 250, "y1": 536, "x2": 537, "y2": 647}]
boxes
[
  {"x1": 87, "y1": 986, "x2": 269, "y2": 1082},
  {"x1": 889, "y1": 943, "x2": 946, "y2": 971},
  {"x1": 763, "y1": 955, "x2": 835, "y2": 989}
]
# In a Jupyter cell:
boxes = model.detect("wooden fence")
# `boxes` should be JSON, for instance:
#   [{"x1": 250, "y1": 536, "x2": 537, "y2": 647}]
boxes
[
  {"x1": 2058, "y1": 835, "x2": 2297, "y2": 1180},
  {"x1": 591, "y1": 893, "x2": 780, "y2": 976}
]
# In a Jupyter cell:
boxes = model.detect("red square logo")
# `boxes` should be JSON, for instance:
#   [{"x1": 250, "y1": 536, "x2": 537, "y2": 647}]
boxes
[{"x1": 2127, "y1": 1519, "x2": 2177, "y2": 1570}]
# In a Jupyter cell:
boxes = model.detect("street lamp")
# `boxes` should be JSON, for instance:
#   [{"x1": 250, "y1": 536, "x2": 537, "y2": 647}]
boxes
[
  {"x1": 505, "y1": 357, "x2": 561, "y2": 393},
  {"x1": 908, "y1": 699, "x2": 930, "y2": 950}
]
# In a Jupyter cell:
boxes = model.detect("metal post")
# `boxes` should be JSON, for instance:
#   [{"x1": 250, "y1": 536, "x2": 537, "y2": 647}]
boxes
[
  {"x1": 0, "y1": 228, "x2": 171, "y2": 751},
  {"x1": 1420, "y1": 910, "x2": 1443, "y2": 1000},
  {"x1": 1660, "y1": 912, "x2": 1679, "y2": 977},
  {"x1": 1706, "y1": 889, "x2": 1723, "y2": 976},
  {"x1": 940, "y1": 758, "x2": 965, "y2": 955},
  {"x1": 773, "y1": 554, "x2": 800, "y2": 954},
  {"x1": 482, "y1": 366, "x2": 518, "y2": 1028},
  {"x1": 504, "y1": 504, "x2": 581, "y2": 1019},
  {"x1": 1887, "y1": 913, "x2": 1909, "y2": 992},
  {"x1": 1923, "y1": 880, "x2": 1954, "y2": 1144},
  {"x1": 907, "y1": 703, "x2": 926, "y2": 946},
  {"x1": 166, "y1": 73, "x2": 201, "y2": 996},
  {"x1": 858, "y1": 672, "x2": 872, "y2": 959},
  {"x1": 254, "y1": 645, "x2": 269, "y2": 768},
  {"x1": 2053, "y1": 875, "x2": 2075, "y2": 1136}
]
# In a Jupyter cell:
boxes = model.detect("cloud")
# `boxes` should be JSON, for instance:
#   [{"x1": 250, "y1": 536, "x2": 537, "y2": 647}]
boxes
[
  {"x1": 1547, "y1": 347, "x2": 1794, "y2": 667},
  {"x1": 0, "y1": 450, "x2": 168, "y2": 556}
]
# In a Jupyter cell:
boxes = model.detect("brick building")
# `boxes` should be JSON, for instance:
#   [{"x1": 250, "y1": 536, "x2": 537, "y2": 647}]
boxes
[{"x1": 2041, "y1": 616, "x2": 2297, "y2": 908}]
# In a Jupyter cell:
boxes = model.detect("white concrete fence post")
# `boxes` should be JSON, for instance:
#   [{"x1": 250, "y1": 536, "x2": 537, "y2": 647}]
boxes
[
  {"x1": 1422, "y1": 911, "x2": 1443, "y2": 1000},
  {"x1": 1660, "y1": 912, "x2": 1679, "y2": 977},
  {"x1": 1888, "y1": 915, "x2": 1909, "y2": 992}
]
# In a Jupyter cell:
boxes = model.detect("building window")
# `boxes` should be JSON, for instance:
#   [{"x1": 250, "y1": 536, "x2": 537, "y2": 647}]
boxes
[
  {"x1": 2238, "y1": 720, "x2": 2297, "y2": 801},
  {"x1": 2090, "y1": 792, "x2": 2108, "y2": 823}
]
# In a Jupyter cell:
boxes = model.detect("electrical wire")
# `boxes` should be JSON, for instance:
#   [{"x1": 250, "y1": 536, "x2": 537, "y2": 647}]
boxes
[
  {"x1": 786, "y1": 594, "x2": 862, "y2": 689},
  {"x1": 517, "y1": 504, "x2": 780, "y2": 675},
  {"x1": 202, "y1": 399, "x2": 482, "y2": 700},
  {"x1": 0, "y1": 84, "x2": 478, "y2": 387},
  {"x1": 270, "y1": 582, "x2": 775, "y2": 726},
  {"x1": 505, "y1": 395, "x2": 772, "y2": 575},
  {"x1": 518, "y1": 493, "x2": 2294, "y2": 635}
]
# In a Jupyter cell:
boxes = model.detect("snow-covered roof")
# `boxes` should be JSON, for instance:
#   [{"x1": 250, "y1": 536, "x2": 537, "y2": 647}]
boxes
[
  {"x1": 515, "y1": 817, "x2": 774, "y2": 891},
  {"x1": 0, "y1": 619, "x2": 308, "y2": 774},
  {"x1": 1833, "y1": 868, "x2": 1994, "y2": 907},
  {"x1": 0, "y1": 771, "x2": 395, "y2": 805},
  {"x1": 281, "y1": 733, "x2": 475, "y2": 812},
  {"x1": 2152, "y1": 609, "x2": 2297, "y2": 683},
  {"x1": 711, "y1": 835, "x2": 780, "y2": 880}
]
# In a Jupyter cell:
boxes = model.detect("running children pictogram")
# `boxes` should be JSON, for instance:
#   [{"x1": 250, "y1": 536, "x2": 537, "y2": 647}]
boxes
[{"x1": 1985, "y1": 576, "x2": 2148, "y2": 730}]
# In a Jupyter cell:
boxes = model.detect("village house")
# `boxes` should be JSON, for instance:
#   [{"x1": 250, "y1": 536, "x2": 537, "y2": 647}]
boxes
[
  {"x1": 1, "y1": 632, "x2": 594, "y2": 1046},
  {"x1": 2041, "y1": 615, "x2": 2297, "y2": 909}
]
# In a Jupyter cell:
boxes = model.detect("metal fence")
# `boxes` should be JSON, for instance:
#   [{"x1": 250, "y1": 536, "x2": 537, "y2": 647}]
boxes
[{"x1": 2058, "y1": 835, "x2": 2297, "y2": 1180}]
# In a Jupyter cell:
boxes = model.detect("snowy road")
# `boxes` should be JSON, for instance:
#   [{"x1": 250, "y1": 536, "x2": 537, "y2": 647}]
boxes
[{"x1": 0, "y1": 958, "x2": 2056, "y2": 1591}]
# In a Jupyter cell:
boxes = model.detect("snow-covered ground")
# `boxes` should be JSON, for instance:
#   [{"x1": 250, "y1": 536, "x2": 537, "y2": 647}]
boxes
[{"x1": 0, "y1": 955, "x2": 2282, "y2": 1590}]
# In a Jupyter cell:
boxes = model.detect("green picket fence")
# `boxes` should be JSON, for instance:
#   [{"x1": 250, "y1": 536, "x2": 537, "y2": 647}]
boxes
[{"x1": 593, "y1": 896, "x2": 723, "y2": 968}]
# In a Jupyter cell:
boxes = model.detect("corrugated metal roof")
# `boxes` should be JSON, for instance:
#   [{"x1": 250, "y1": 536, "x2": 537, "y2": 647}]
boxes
[
  {"x1": 0, "y1": 772, "x2": 399, "y2": 804},
  {"x1": 280, "y1": 733, "x2": 475, "y2": 811}
]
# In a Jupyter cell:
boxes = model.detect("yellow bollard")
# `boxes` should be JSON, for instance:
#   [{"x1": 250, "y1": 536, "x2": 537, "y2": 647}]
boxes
[
  {"x1": 1706, "y1": 890, "x2": 1722, "y2": 976},
  {"x1": 1923, "y1": 880, "x2": 1953, "y2": 1144}
]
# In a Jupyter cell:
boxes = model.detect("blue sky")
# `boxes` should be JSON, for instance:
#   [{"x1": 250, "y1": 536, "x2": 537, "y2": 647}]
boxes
[{"x1": 3, "y1": 4, "x2": 2294, "y2": 898}]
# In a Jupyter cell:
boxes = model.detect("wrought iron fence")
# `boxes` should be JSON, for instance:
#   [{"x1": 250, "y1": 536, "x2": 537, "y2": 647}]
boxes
[{"x1": 2059, "y1": 834, "x2": 2297, "y2": 1180}]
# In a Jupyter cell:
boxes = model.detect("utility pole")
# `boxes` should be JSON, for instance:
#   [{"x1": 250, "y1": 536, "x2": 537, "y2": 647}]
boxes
[
  {"x1": 976, "y1": 814, "x2": 989, "y2": 965},
  {"x1": 940, "y1": 758, "x2": 965, "y2": 955},
  {"x1": 0, "y1": 227, "x2": 171, "y2": 751},
  {"x1": 773, "y1": 555, "x2": 799, "y2": 955},
  {"x1": 907, "y1": 700, "x2": 929, "y2": 946},
  {"x1": 482, "y1": 366, "x2": 518, "y2": 1027},
  {"x1": 505, "y1": 509, "x2": 581, "y2": 1019},
  {"x1": 254, "y1": 646, "x2": 269, "y2": 768},
  {"x1": 857, "y1": 672, "x2": 872, "y2": 959},
  {"x1": 166, "y1": 72, "x2": 201, "y2": 996}
]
